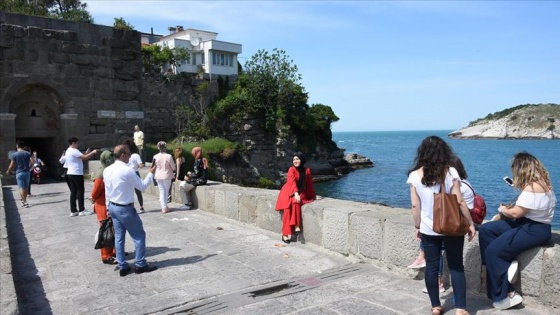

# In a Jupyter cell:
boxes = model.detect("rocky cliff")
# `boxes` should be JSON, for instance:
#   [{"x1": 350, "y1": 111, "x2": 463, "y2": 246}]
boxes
[{"x1": 448, "y1": 104, "x2": 560, "y2": 139}]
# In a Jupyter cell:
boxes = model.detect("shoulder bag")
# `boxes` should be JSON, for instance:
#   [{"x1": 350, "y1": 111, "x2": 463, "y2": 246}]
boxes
[{"x1": 433, "y1": 182, "x2": 470, "y2": 236}]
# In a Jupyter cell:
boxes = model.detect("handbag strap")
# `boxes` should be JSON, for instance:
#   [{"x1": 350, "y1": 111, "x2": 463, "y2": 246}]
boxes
[{"x1": 461, "y1": 180, "x2": 476, "y2": 195}]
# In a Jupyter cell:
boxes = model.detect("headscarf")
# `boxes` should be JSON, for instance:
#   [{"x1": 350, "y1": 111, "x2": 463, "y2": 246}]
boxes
[
  {"x1": 191, "y1": 146, "x2": 209, "y2": 169},
  {"x1": 294, "y1": 152, "x2": 307, "y2": 193},
  {"x1": 95, "y1": 150, "x2": 114, "y2": 179}
]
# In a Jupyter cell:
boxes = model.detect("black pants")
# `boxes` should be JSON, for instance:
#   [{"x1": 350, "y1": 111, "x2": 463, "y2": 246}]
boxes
[
  {"x1": 66, "y1": 174, "x2": 85, "y2": 213},
  {"x1": 135, "y1": 172, "x2": 143, "y2": 207}
]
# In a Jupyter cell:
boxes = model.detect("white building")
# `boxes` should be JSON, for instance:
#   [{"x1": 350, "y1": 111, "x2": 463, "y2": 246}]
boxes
[{"x1": 155, "y1": 27, "x2": 242, "y2": 77}]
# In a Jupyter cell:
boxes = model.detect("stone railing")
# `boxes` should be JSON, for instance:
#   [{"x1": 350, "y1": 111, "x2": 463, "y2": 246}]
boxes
[{"x1": 154, "y1": 179, "x2": 560, "y2": 308}]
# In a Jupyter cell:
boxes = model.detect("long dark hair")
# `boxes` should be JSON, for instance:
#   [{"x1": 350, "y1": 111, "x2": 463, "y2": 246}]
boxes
[
  {"x1": 407, "y1": 136, "x2": 455, "y2": 187},
  {"x1": 449, "y1": 155, "x2": 468, "y2": 180}
]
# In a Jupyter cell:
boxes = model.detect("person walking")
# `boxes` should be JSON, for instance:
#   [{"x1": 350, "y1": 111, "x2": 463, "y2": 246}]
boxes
[
  {"x1": 275, "y1": 152, "x2": 316, "y2": 244},
  {"x1": 64, "y1": 137, "x2": 98, "y2": 217},
  {"x1": 152, "y1": 141, "x2": 175, "y2": 213},
  {"x1": 124, "y1": 140, "x2": 145, "y2": 213},
  {"x1": 24, "y1": 146, "x2": 33, "y2": 197},
  {"x1": 89, "y1": 150, "x2": 117, "y2": 265},
  {"x1": 478, "y1": 152, "x2": 556, "y2": 310},
  {"x1": 406, "y1": 136, "x2": 476, "y2": 315},
  {"x1": 133, "y1": 124, "x2": 145, "y2": 162},
  {"x1": 6, "y1": 140, "x2": 34, "y2": 208},
  {"x1": 103, "y1": 144, "x2": 157, "y2": 277},
  {"x1": 177, "y1": 146, "x2": 209, "y2": 210}
]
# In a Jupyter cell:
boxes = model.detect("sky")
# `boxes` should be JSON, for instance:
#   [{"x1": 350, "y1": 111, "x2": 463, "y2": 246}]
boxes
[{"x1": 83, "y1": 1, "x2": 560, "y2": 132}]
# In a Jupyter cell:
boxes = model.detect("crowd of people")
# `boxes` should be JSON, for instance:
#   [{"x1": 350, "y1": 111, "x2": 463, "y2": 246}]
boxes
[{"x1": 5, "y1": 132, "x2": 555, "y2": 312}]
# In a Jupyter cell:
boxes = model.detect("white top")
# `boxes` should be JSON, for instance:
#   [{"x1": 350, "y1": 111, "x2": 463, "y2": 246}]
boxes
[
  {"x1": 516, "y1": 190, "x2": 556, "y2": 224},
  {"x1": 460, "y1": 180, "x2": 475, "y2": 210},
  {"x1": 134, "y1": 131, "x2": 144, "y2": 147},
  {"x1": 127, "y1": 153, "x2": 143, "y2": 172},
  {"x1": 64, "y1": 147, "x2": 84, "y2": 175},
  {"x1": 103, "y1": 160, "x2": 153, "y2": 206},
  {"x1": 406, "y1": 167, "x2": 460, "y2": 236}
]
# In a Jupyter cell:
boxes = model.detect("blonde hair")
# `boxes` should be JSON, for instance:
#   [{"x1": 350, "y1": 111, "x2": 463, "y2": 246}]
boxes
[
  {"x1": 173, "y1": 147, "x2": 184, "y2": 159},
  {"x1": 511, "y1": 152, "x2": 552, "y2": 191}
]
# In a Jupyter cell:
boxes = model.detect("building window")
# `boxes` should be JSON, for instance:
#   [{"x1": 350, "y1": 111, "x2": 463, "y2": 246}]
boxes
[{"x1": 212, "y1": 52, "x2": 234, "y2": 67}]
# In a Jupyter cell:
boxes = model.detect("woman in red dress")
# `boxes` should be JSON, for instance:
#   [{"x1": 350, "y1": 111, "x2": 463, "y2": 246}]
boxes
[{"x1": 275, "y1": 152, "x2": 316, "y2": 244}]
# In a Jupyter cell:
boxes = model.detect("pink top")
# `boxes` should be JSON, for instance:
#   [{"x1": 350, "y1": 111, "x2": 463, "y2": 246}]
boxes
[{"x1": 153, "y1": 152, "x2": 176, "y2": 180}]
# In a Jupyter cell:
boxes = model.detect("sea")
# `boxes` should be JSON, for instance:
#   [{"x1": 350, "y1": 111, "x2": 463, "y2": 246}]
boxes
[{"x1": 314, "y1": 130, "x2": 560, "y2": 231}]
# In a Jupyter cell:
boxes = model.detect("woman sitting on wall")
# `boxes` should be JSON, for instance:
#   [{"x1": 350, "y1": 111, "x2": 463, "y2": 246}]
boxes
[
  {"x1": 478, "y1": 152, "x2": 556, "y2": 310},
  {"x1": 275, "y1": 152, "x2": 316, "y2": 244}
]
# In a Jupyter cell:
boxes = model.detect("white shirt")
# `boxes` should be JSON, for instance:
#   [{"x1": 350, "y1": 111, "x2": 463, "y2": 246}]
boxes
[
  {"x1": 406, "y1": 167, "x2": 460, "y2": 236},
  {"x1": 127, "y1": 153, "x2": 143, "y2": 172},
  {"x1": 517, "y1": 190, "x2": 556, "y2": 224},
  {"x1": 103, "y1": 160, "x2": 153, "y2": 206},
  {"x1": 64, "y1": 147, "x2": 84, "y2": 175}
]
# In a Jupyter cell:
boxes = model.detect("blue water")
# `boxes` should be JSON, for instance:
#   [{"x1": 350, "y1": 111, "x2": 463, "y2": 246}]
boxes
[{"x1": 315, "y1": 130, "x2": 560, "y2": 230}]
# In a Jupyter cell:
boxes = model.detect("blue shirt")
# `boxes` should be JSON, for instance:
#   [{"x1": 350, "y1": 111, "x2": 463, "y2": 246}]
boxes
[{"x1": 11, "y1": 150, "x2": 32, "y2": 174}]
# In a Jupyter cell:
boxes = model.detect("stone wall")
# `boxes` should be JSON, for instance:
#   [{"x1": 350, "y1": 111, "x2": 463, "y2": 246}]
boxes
[{"x1": 0, "y1": 12, "x2": 144, "y2": 178}]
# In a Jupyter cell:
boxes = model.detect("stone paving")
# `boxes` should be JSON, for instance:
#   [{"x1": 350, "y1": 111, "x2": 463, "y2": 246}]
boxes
[{"x1": 1, "y1": 180, "x2": 558, "y2": 314}]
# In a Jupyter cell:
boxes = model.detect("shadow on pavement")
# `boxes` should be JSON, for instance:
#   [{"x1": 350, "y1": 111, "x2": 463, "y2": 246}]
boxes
[
  {"x1": 2, "y1": 187, "x2": 53, "y2": 315},
  {"x1": 156, "y1": 254, "x2": 218, "y2": 268}
]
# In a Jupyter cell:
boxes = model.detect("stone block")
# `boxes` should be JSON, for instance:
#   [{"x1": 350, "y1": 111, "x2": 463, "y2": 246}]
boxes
[
  {"x1": 517, "y1": 246, "x2": 545, "y2": 297},
  {"x1": 382, "y1": 212, "x2": 419, "y2": 267},
  {"x1": 223, "y1": 189, "x2": 240, "y2": 220},
  {"x1": 539, "y1": 242, "x2": 560, "y2": 306},
  {"x1": 255, "y1": 194, "x2": 280, "y2": 233},
  {"x1": 322, "y1": 203, "x2": 360, "y2": 255},
  {"x1": 349, "y1": 209, "x2": 392, "y2": 260},
  {"x1": 301, "y1": 201, "x2": 324, "y2": 247},
  {"x1": 239, "y1": 191, "x2": 259, "y2": 225},
  {"x1": 463, "y1": 237, "x2": 483, "y2": 293}
]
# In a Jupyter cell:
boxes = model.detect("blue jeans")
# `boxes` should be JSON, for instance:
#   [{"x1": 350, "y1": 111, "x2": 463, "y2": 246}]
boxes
[
  {"x1": 421, "y1": 233, "x2": 467, "y2": 309},
  {"x1": 16, "y1": 171, "x2": 30, "y2": 190},
  {"x1": 419, "y1": 241, "x2": 444, "y2": 277},
  {"x1": 108, "y1": 203, "x2": 147, "y2": 270},
  {"x1": 479, "y1": 218, "x2": 551, "y2": 302}
]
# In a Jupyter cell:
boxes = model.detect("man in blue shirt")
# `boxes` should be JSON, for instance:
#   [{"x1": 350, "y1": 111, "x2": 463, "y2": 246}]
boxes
[{"x1": 6, "y1": 140, "x2": 34, "y2": 208}]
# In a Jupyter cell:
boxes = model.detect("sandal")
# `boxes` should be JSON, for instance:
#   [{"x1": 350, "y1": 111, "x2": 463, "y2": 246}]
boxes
[{"x1": 431, "y1": 306, "x2": 444, "y2": 315}]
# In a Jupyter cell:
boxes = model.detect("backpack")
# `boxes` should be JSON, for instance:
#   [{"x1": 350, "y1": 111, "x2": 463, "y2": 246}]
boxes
[{"x1": 461, "y1": 180, "x2": 487, "y2": 224}]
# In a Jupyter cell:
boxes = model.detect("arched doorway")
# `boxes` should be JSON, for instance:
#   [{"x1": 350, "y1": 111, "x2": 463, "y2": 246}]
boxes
[{"x1": 10, "y1": 84, "x2": 65, "y2": 179}]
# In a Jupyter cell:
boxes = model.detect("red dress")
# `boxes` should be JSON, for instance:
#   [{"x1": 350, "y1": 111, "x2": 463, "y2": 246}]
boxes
[
  {"x1": 275, "y1": 166, "x2": 316, "y2": 236},
  {"x1": 91, "y1": 178, "x2": 115, "y2": 261}
]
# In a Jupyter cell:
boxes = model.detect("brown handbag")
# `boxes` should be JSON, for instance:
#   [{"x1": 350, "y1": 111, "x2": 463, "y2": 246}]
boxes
[{"x1": 432, "y1": 182, "x2": 470, "y2": 236}]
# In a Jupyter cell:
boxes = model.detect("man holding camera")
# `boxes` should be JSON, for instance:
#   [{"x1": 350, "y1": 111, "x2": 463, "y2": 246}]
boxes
[{"x1": 64, "y1": 137, "x2": 98, "y2": 217}]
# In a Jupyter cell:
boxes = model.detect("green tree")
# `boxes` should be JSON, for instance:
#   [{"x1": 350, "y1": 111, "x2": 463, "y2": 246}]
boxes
[
  {"x1": 113, "y1": 17, "x2": 135, "y2": 30},
  {"x1": 1, "y1": 0, "x2": 93, "y2": 23},
  {"x1": 141, "y1": 44, "x2": 190, "y2": 74}
]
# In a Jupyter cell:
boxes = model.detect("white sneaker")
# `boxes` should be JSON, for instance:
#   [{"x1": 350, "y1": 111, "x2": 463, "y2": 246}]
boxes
[
  {"x1": 79, "y1": 210, "x2": 94, "y2": 216},
  {"x1": 177, "y1": 204, "x2": 191, "y2": 210},
  {"x1": 508, "y1": 260, "x2": 519, "y2": 283},
  {"x1": 70, "y1": 212, "x2": 78, "y2": 217},
  {"x1": 493, "y1": 292, "x2": 523, "y2": 309},
  {"x1": 422, "y1": 284, "x2": 445, "y2": 294}
]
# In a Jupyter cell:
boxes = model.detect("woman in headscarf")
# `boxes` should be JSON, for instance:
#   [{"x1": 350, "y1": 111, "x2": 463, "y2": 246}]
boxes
[
  {"x1": 153, "y1": 141, "x2": 175, "y2": 213},
  {"x1": 275, "y1": 152, "x2": 316, "y2": 244},
  {"x1": 89, "y1": 150, "x2": 116, "y2": 264}
]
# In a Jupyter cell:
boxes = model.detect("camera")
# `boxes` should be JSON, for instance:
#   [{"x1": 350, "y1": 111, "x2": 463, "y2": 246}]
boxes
[{"x1": 503, "y1": 176, "x2": 514, "y2": 187}]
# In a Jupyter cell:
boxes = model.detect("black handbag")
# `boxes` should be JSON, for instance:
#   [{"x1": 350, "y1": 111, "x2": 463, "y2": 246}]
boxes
[{"x1": 94, "y1": 217, "x2": 115, "y2": 249}]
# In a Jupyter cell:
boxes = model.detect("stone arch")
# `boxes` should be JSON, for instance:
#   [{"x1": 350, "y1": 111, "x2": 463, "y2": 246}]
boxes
[
  {"x1": 1, "y1": 75, "x2": 73, "y2": 114},
  {"x1": 1, "y1": 76, "x2": 73, "y2": 179}
]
